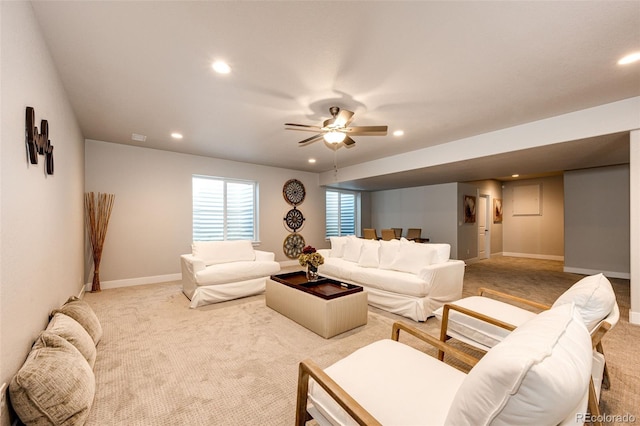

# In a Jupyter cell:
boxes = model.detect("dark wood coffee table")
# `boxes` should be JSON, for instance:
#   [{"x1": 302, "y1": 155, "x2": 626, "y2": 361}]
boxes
[
  {"x1": 270, "y1": 271, "x2": 363, "y2": 300},
  {"x1": 266, "y1": 271, "x2": 368, "y2": 338}
]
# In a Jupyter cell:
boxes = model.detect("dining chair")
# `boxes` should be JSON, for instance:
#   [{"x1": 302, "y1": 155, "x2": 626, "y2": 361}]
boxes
[
  {"x1": 362, "y1": 228, "x2": 378, "y2": 240},
  {"x1": 380, "y1": 229, "x2": 396, "y2": 241},
  {"x1": 391, "y1": 228, "x2": 402, "y2": 239},
  {"x1": 406, "y1": 228, "x2": 422, "y2": 242}
]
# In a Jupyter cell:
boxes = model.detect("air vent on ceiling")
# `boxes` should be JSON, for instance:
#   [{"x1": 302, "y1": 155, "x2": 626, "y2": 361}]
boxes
[{"x1": 131, "y1": 133, "x2": 147, "y2": 142}]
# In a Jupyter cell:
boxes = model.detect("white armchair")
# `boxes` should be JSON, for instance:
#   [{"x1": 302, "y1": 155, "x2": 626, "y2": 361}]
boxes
[
  {"x1": 181, "y1": 240, "x2": 280, "y2": 308},
  {"x1": 296, "y1": 303, "x2": 598, "y2": 425},
  {"x1": 434, "y1": 273, "x2": 619, "y2": 398}
]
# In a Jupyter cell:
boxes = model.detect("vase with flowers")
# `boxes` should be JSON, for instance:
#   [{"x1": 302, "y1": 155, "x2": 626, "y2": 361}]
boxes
[{"x1": 298, "y1": 245, "x2": 324, "y2": 282}]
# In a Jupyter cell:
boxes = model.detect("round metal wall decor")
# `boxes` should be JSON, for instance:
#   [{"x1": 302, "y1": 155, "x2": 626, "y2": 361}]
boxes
[
  {"x1": 283, "y1": 233, "x2": 305, "y2": 259},
  {"x1": 284, "y1": 207, "x2": 305, "y2": 232},
  {"x1": 282, "y1": 179, "x2": 306, "y2": 206}
]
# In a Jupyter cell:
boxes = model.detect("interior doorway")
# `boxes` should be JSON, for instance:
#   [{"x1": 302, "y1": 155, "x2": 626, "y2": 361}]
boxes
[{"x1": 478, "y1": 195, "x2": 490, "y2": 260}]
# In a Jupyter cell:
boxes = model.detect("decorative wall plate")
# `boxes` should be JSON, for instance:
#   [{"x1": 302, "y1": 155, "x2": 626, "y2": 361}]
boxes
[
  {"x1": 283, "y1": 207, "x2": 305, "y2": 232},
  {"x1": 283, "y1": 233, "x2": 305, "y2": 259},
  {"x1": 282, "y1": 179, "x2": 306, "y2": 206}
]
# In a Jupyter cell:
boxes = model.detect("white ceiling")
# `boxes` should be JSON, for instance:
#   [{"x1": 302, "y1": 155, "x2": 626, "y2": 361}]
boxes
[{"x1": 31, "y1": 1, "x2": 640, "y2": 190}]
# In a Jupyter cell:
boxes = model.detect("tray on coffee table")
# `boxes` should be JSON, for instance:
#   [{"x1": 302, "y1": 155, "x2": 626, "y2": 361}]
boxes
[{"x1": 270, "y1": 271, "x2": 362, "y2": 300}]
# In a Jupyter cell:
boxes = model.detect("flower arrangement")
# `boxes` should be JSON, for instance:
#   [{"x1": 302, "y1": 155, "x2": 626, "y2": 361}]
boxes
[{"x1": 298, "y1": 245, "x2": 324, "y2": 269}]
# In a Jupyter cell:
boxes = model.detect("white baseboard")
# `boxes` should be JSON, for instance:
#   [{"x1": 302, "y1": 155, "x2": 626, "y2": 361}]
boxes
[
  {"x1": 629, "y1": 310, "x2": 640, "y2": 326},
  {"x1": 502, "y1": 252, "x2": 564, "y2": 261},
  {"x1": 85, "y1": 273, "x2": 182, "y2": 291},
  {"x1": 563, "y1": 266, "x2": 630, "y2": 280}
]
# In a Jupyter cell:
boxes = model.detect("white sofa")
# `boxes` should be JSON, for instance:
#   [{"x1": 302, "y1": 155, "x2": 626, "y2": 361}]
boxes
[
  {"x1": 181, "y1": 240, "x2": 281, "y2": 308},
  {"x1": 318, "y1": 236, "x2": 465, "y2": 321}
]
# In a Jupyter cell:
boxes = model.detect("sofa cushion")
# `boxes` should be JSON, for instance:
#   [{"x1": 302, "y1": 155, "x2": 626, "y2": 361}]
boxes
[
  {"x1": 358, "y1": 240, "x2": 380, "y2": 268},
  {"x1": 52, "y1": 297, "x2": 103, "y2": 345},
  {"x1": 308, "y1": 339, "x2": 466, "y2": 425},
  {"x1": 47, "y1": 313, "x2": 97, "y2": 368},
  {"x1": 329, "y1": 236, "x2": 349, "y2": 258},
  {"x1": 195, "y1": 260, "x2": 281, "y2": 286},
  {"x1": 389, "y1": 240, "x2": 436, "y2": 274},
  {"x1": 445, "y1": 303, "x2": 592, "y2": 425},
  {"x1": 192, "y1": 240, "x2": 255, "y2": 266},
  {"x1": 378, "y1": 239, "x2": 400, "y2": 270},
  {"x1": 319, "y1": 257, "x2": 361, "y2": 282},
  {"x1": 551, "y1": 273, "x2": 616, "y2": 330},
  {"x1": 10, "y1": 332, "x2": 95, "y2": 426},
  {"x1": 342, "y1": 236, "x2": 363, "y2": 263},
  {"x1": 351, "y1": 267, "x2": 431, "y2": 297}
]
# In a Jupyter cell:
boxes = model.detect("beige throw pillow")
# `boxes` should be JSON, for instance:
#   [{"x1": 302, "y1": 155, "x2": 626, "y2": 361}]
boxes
[
  {"x1": 10, "y1": 332, "x2": 95, "y2": 426},
  {"x1": 47, "y1": 313, "x2": 97, "y2": 368},
  {"x1": 52, "y1": 297, "x2": 103, "y2": 345}
]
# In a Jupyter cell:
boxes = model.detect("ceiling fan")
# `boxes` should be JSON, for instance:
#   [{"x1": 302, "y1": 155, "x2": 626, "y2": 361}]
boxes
[{"x1": 285, "y1": 106, "x2": 388, "y2": 148}]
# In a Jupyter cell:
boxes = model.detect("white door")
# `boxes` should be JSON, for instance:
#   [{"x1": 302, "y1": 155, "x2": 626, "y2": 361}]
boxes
[{"x1": 478, "y1": 195, "x2": 489, "y2": 259}]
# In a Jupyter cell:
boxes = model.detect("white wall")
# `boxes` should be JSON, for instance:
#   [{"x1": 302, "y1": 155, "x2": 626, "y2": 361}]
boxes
[
  {"x1": 502, "y1": 175, "x2": 565, "y2": 260},
  {"x1": 564, "y1": 165, "x2": 630, "y2": 278},
  {"x1": 0, "y1": 1, "x2": 85, "y2": 418},
  {"x1": 370, "y1": 183, "x2": 458, "y2": 255},
  {"x1": 85, "y1": 140, "x2": 327, "y2": 286}
]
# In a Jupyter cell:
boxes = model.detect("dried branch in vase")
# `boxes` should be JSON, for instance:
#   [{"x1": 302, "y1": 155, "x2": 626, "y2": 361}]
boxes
[{"x1": 85, "y1": 192, "x2": 115, "y2": 292}]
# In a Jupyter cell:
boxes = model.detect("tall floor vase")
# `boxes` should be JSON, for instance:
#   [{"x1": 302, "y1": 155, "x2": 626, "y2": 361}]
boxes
[{"x1": 85, "y1": 192, "x2": 115, "y2": 292}]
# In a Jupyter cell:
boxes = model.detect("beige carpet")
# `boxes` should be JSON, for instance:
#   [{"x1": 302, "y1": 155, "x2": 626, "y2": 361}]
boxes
[{"x1": 83, "y1": 257, "x2": 639, "y2": 425}]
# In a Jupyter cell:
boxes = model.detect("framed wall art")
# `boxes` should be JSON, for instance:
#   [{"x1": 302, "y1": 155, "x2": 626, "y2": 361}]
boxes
[
  {"x1": 493, "y1": 198, "x2": 503, "y2": 223},
  {"x1": 464, "y1": 195, "x2": 476, "y2": 223}
]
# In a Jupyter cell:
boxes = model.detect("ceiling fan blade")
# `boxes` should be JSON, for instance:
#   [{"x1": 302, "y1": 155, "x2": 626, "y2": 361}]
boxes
[
  {"x1": 298, "y1": 134, "x2": 324, "y2": 145},
  {"x1": 285, "y1": 123, "x2": 323, "y2": 129},
  {"x1": 286, "y1": 127, "x2": 324, "y2": 133},
  {"x1": 334, "y1": 109, "x2": 355, "y2": 127},
  {"x1": 343, "y1": 136, "x2": 356, "y2": 147},
  {"x1": 347, "y1": 125, "x2": 388, "y2": 136}
]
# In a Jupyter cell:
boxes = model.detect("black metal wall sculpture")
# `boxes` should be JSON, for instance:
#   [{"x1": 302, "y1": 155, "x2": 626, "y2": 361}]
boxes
[{"x1": 25, "y1": 106, "x2": 54, "y2": 175}]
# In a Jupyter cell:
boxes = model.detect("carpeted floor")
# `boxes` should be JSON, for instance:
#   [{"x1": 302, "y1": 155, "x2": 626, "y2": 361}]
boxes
[{"x1": 83, "y1": 256, "x2": 639, "y2": 425}]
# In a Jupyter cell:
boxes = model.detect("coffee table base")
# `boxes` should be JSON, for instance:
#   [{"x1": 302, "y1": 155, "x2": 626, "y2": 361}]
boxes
[{"x1": 266, "y1": 278, "x2": 368, "y2": 338}]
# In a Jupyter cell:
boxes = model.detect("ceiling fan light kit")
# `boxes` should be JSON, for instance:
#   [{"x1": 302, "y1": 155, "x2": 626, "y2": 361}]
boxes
[
  {"x1": 323, "y1": 130, "x2": 346, "y2": 144},
  {"x1": 285, "y1": 106, "x2": 387, "y2": 150}
]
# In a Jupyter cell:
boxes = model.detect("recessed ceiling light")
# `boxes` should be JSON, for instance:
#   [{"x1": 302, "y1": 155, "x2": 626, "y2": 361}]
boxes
[
  {"x1": 512, "y1": 174, "x2": 520, "y2": 178},
  {"x1": 212, "y1": 60, "x2": 231, "y2": 74},
  {"x1": 171, "y1": 133, "x2": 183, "y2": 139},
  {"x1": 393, "y1": 130, "x2": 404, "y2": 137},
  {"x1": 618, "y1": 52, "x2": 640, "y2": 65},
  {"x1": 308, "y1": 158, "x2": 316, "y2": 164}
]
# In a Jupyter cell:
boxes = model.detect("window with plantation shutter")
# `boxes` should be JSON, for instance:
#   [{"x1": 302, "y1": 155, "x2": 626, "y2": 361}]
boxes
[
  {"x1": 192, "y1": 175, "x2": 257, "y2": 241},
  {"x1": 326, "y1": 189, "x2": 357, "y2": 238}
]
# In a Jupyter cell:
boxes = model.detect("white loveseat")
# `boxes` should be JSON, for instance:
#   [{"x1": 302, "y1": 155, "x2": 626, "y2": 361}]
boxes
[
  {"x1": 318, "y1": 236, "x2": 465, "y2": 321},
  {"x1": 181, "y1": 240, "x2": 281, "y2": 308}
]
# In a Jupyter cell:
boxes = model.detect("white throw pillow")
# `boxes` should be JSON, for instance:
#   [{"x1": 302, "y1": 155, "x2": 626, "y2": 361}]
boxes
[
  {"x1": 329, "y1": 236, "x2": 349, "y2": 258},
  {"x1": 378, "y1": 239, "x2": 401, "y2": 270},
  {"x1": 358, "y1": 240, "x2": 380, "y2": 268},
  {"x1": 426, "y1": 243, "x2": 451, "y2": 264},
  {"x1": 342, "y1": 236, "x2": 364, "y2": 263},
  {"x1": 389, "y1": 240, "x2": 436, "y2": 274},
  {"x1": 192, "y1": 240, "x2": 255, "y2": 266},
  {"x1": 551, "y1": 273, "x2": 616, "y2": 331},
  {"x1": 445, "y1": 303, "x2": 592, "y2": 425}
]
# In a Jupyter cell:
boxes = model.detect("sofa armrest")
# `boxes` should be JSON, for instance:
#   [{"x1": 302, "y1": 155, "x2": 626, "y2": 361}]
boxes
[
  {"x1": 255, "y1": 250, "x2": 275, "y2": 262},
  {"x1": 417, "y1": 260, "x2": 466, "y2": 301},
  {"x1": 181, "y1": 254, "x2": 206, "y2": 275}
]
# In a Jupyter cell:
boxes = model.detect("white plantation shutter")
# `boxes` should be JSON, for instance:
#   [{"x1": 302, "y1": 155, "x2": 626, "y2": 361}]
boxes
[
  {"x1": 326, "y1": 190, "x2": 356, "y2": 237},
  {"x1": 193, "y1": 175, "x2": 257, "y2": 241}
]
